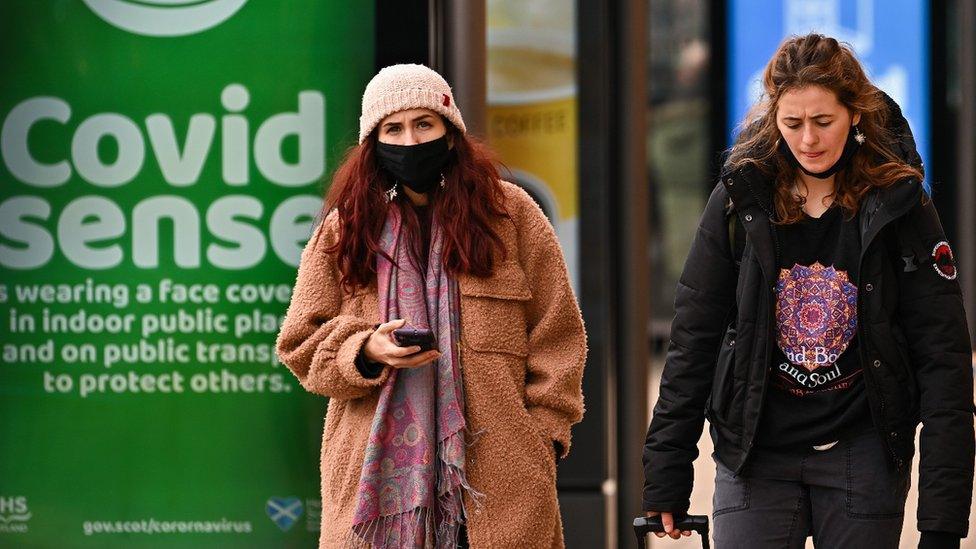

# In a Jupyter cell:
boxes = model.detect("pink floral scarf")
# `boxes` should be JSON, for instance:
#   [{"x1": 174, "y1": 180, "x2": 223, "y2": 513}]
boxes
[{"x1": 349, "y1": 206, "x2": 473, "y2": 548}]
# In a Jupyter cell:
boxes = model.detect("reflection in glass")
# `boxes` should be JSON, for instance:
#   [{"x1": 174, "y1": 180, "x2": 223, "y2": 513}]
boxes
[{"x1": 648, "y1": 1, "x2": 712, "y2": 335}]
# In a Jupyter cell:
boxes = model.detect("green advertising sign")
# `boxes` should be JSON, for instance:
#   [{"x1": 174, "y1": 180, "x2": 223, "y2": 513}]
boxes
[{"x1": 0, "y1": 1, "x2": 374, "y2": 546}]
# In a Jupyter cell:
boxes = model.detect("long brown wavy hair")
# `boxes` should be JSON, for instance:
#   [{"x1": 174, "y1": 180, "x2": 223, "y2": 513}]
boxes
[
  {"x1": 322, "y1": 121, "x2": 509, "y2": 290},
  {"x1": 726, "y1": 33, "x2": 923, "y2": 224}
]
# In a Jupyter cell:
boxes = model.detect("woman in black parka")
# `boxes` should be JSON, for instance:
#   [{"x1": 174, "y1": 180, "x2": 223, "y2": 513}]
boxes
[{"x1": 642, "y1": 34, "x2": 975, "y2": 548}]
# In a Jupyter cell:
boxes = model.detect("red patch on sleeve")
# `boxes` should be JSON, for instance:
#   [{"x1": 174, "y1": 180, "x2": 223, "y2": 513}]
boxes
[{"x1": 931, "y1": 241, "x2": 957, "y2": 280}]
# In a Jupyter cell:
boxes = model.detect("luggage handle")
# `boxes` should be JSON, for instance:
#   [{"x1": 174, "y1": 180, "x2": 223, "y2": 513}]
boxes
[{"x1": 633, "y1": 514, "x2": 710, "y2": 549}]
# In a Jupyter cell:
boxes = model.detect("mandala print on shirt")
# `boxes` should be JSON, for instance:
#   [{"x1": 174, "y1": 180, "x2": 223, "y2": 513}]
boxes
[{"x1": 776, "y1": 262, "x2": 858, "y2": 371}]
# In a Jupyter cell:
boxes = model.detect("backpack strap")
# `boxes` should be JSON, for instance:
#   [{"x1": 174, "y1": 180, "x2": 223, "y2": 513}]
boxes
[
  {"x1": 727, "y1": 205, "x2": 746, "y2": 274},
  {"x1": 724, "y1": 201, "x2": 745, "y2": 331}
]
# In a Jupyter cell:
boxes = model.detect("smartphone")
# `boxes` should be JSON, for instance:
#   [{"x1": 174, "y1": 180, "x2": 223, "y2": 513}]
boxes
[{"x1": 392, "y1": 328, "x2": 438, "y2": 352}]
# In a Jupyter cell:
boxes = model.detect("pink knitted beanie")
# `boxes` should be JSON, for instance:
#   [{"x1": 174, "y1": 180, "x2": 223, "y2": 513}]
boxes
[{"x1": 358, "y1": 64, "x2": 467, "y2": 144}]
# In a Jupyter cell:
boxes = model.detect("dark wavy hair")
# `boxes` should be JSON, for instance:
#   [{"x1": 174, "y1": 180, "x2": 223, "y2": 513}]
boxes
[
  {"x1": 726, "y1": 33, "x2": 923, "y2": 224},
  {"x1": 321, "y1": 121, "x2": 509, "y2": 290}
]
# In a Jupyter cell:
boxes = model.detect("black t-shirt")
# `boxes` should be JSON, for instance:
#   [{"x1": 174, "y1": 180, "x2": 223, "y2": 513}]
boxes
[
  {"x1": 416, "y1": 203, "x2": 433, "y2": 272},
  {"x1": 756, "y1": 204, "x2": 874, "y2": 449}
]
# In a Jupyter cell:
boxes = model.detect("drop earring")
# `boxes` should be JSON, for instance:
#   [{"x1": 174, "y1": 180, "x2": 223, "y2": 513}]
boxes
[
  {"x1": 853, "y1": 125, "x2": 866, "y2": 145},
  {"x1": 385, "y1": 182, "x2": 398, "y2": 203},
  {"x1": 439, "y1": 173, "x2": 446, "y2": 189}
]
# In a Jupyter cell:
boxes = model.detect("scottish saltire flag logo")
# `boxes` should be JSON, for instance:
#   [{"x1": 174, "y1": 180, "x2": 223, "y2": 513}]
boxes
[{"x1": 265, "y1": 497, "x2": 303, "y2": 532}]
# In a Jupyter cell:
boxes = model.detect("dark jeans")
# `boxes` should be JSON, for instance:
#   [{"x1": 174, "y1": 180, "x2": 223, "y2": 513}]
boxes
[{"x1": 712, "y1": 428, "x2": 910, "y2": 548}]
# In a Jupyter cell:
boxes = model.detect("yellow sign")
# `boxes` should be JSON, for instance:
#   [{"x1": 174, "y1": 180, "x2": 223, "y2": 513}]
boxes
[{"x1": 487, "y1": 28, "x2": 578, "y2": 288}]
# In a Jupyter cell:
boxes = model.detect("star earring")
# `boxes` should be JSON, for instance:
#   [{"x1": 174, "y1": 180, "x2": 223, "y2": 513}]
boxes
[
  {"x1": 385, "y1": 183, "x2": 398, "y2": 203},
  {"x1": 853, "y1": 125, "x2": 866, "y2": 145}
]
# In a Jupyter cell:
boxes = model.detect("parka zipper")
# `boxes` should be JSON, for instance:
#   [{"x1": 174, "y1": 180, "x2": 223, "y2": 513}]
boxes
[
  {"x1": 734, "y1": 177, "x2": 780, "y2": 472},
  {"x1": 854, "y1": 203, "x2": 906, "y2": 472},
  {"x1": 855, "y1": 297, "x2": 902, "y2": 470}
]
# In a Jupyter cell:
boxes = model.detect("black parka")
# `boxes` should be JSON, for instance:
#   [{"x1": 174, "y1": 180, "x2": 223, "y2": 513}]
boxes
[{"x1": 642, "y1": 97, "x2": 975, "y2": 536}]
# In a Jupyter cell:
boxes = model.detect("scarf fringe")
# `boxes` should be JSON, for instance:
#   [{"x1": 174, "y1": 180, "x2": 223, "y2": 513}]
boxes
[
  {"x1": 346, "y1": 436, "x2": 482, "y2": 549},
  {"x1": 346, "y1": 488, "x2": 475, "y2": 549},
  {"x1": 346, "y1": 507, "x2": 434, "y2": 549},
  {"x1": 438, "y1": 429, "x2": 485, "y2": 511},
  {"x1": 464, "y1": 425, "x2": 486, "y2": 447}
]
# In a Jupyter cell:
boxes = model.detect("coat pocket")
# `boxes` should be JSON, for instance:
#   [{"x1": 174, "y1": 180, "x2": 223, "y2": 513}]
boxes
[
  {"x1": 708, "y1": 325, "x2": 737, "y2": 421},
  {"x1": 515, "y1": 402, "x2": 557, "y2": 480},
  {"x1": 870, "y1": 320, "x2": 920, "y2": 408},
  {"x1": 891, "y1": 325, "x2": 920, "y2": 410},
  {"x1": 458, "y1": 261, "x2": 532, "y2": 357}
]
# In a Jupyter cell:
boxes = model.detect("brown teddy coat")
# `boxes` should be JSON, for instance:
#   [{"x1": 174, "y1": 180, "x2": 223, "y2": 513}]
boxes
[{"x1": 275, "y1": 181, "x2": 587, "y2": 548}]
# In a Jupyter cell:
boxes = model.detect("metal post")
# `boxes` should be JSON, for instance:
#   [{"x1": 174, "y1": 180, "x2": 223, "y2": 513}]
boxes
[
  {"x1": 579, "y1": 0, "x2": 649, "y2": 545},
  {"x1": 374, "y1": 0, "x2": 429, "y2": 69},
  {"x1": 613, "y1": 0, "x2": 649, "y2": 545},
  {"x1": 431, "y1": 0, "x2": 487, "y2": 137},
  {"x1": 578, "y1": 1, "x2": 616, "y2": 545}
]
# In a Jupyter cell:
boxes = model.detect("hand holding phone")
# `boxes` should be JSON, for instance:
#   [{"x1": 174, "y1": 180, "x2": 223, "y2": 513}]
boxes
[
  {"x1": 363, "y1": 319, "x2": 440, "y2": 369},
  {"x1": 392, "y1": 327, "x2": 438, "y2": 352}
]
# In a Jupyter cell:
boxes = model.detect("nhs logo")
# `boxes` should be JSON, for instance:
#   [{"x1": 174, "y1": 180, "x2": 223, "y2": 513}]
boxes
[{"x1": 0, "y1": 495, "x2": 31, "y2": 534}]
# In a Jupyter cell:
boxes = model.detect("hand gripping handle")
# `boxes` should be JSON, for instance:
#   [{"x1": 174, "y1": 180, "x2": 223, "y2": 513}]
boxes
[{"x1": 633, "y1": 514, "x2": 710, "y2": 549}]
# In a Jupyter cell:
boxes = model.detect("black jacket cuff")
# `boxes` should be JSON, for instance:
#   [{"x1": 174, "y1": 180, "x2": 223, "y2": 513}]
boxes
[
  {"x1": 354, "y1": 349, "x2": 385, "y2": 379},
  {"x1": 642, "y1": 499, "x2": 691, "y2": 515},
  {"x1": 919, "y1": 530, "x2": 960, "y2": 549}
]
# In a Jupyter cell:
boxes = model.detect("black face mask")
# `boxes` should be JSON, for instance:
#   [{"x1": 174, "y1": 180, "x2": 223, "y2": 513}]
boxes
[
  {"x1": 375, "y1": 135, "x2": 452, "y2": 194},
  {"x1": 778, "y1": 125, "x2": 862, "y2": 179}
]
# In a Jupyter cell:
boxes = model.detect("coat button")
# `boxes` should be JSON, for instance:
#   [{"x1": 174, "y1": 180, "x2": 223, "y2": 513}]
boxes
[
  {"x1": 744, "y1": 214, "x2": 753, "y2": 222},
  {"x1": 873, "y1": 359, "x2": 881, "y2": 368},
  {"x1": 865, "y1": 283, "x2": 874, "y2": 292},
  {"x1": 727, "y1": 178, "x2": 734, "y2": 186},
  {"x1": 890, "y1": 431, "x2": 898, "y2": 438}
]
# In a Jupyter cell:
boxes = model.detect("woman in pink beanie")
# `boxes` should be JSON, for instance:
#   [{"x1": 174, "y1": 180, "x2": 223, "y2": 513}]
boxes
[{"x1": 276, "y1": 63, "x2": 587, "y2": 548}]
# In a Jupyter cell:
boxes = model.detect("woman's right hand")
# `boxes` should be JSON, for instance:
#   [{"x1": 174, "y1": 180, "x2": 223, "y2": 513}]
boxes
[
  {"x1": 644, "y1": 511, "x2": 692, "y2": 540},
  {"x1": 363, "y1": 319, "x2": 441, "y2": 368}
]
